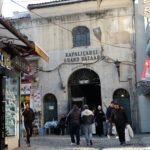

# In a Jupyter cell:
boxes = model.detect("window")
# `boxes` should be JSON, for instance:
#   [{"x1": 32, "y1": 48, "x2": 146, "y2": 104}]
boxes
[{"x1": 72, "y1": 26, "x2": 90, "y2": 47}]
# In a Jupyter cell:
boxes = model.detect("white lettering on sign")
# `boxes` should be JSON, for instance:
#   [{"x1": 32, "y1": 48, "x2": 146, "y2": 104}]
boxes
[
  {"x1": 144, "y1": 7, "x2": 150, "y2": 16},
  {"x1": 64, "y1": 49, "x2": 101, "y2": 63}
]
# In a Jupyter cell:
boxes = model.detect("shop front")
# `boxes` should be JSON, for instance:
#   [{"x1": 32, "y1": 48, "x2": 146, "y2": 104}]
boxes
[{"x1": 0, "y1": 17, "x2": 49, "y2": 149}]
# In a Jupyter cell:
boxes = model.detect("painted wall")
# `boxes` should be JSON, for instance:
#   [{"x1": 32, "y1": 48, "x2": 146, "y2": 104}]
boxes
[{"x1": 12, "y1": 0, "x2": 136, "y2": 127}]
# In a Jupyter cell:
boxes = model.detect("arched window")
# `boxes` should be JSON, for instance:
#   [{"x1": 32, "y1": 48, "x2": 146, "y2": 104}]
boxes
[{"x1": 72, "y1": 26, "x2": 90, "y2": 47}]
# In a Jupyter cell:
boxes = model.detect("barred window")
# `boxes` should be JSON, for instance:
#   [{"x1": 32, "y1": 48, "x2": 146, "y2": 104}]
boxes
[{"x1": 72, "y1": 26, "x2": 90, "y2": 47}]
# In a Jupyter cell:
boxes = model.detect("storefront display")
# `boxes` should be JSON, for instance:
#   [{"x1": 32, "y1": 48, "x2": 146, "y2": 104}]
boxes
[{"x1": 5, "y1": 75, "x2": 19, "y2": 136}]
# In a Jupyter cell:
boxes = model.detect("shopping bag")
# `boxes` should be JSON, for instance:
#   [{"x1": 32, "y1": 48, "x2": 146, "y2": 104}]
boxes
[
  {"x1": 126, "y1": 124, "x2": 134, "y2": 138},
  {"x1": 125, "y1": 127, "x2": 130, "y2": 142},
  {"x1": 91, "y1": 122, "x2": 96, "y2": 134},
  {"x1": 112, "y1": 125, "x2": 117, "y2": 135}
]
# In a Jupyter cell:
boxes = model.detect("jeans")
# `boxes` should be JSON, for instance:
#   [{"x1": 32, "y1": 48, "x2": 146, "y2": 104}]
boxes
[
  {"x1": 82, "y1": 124, "x2": 93, "y2": 144},
  {"x1": 24, "y1": 122, "x2": 33, "y2": 144}
]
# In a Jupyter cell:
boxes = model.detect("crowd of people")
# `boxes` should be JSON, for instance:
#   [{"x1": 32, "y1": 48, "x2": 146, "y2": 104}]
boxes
[
  {"x1": 21, "y1": 101, "x2": 132, "y2": 147},
  {"x1": 65, "y1": 101, "x2": 130, "y2": 146}
]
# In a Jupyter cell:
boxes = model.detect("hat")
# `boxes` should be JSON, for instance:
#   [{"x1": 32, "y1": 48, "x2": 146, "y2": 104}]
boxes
[{"x1": 83, "y1": 104, "x2": 88, "y2": 109}]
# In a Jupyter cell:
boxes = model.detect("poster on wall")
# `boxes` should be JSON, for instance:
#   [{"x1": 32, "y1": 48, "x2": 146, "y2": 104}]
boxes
[
  {"x1": 21, "y1": 82, "x2": 31, "y2": 95},
  {"x1": 30, "y1": 89, "x2": 41, "y2": 112}
]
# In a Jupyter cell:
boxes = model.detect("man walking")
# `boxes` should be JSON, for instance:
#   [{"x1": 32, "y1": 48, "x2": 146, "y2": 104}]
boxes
[
  {"x1": 22, "y1": 102, "x2": 35, "y2": 147},
  {"x1": 66, "y1": 105, "x2": 81, "y2": 145},
  {"x1": 81, "y1": 104, "x2": 94, "y2": 146}
]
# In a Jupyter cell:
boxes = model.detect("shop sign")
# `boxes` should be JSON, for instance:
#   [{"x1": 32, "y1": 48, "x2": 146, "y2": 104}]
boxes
[
  {"x1": 64, "y1": 49, "x2": 101, "y2": 63},
  {"x1": 141, "y1": 58, "x2": 150, "y2": 80},
  {"x1": 21, "y1": 82, "x2": 31, "y2": 95},
  {"x1": 139, "y1": 0, "x2": 150, "y2": 18},
  {"x1": 0, "y1": 49, "x2": 11, "y2": 69}
]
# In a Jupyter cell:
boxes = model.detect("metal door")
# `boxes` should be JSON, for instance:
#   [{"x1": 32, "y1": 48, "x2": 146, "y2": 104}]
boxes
[
  {"x1": 113, "y1": 89, "x2": 131, "y2": 124},
  {"x1": 43, "y1": 94, "x2": 57, "y2": 123}
]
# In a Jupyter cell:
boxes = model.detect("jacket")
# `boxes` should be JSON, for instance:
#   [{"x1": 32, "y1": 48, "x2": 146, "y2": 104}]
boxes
[
  {"x1": 81, "y1": 109, "x2": 94, "y2": 125},
  {"x1": 22, "y1": 108, "x2": 35, "y2": 123}
]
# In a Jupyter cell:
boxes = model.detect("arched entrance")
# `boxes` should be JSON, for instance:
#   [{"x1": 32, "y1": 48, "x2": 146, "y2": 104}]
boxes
[
  {"x1": 113, "y1": 88, "x2": 132, "y2": 124},
  {"x1": 43, "y1": 94, "x2": 57, "y2": 123},
  {"x1": 68, "y1": 68, "x2": 101, "y2": 110}
]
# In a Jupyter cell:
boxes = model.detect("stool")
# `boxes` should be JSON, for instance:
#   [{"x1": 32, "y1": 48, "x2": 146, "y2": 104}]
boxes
[{"x1": 32, "y1": 127, "x2": 38, "y2": 136}]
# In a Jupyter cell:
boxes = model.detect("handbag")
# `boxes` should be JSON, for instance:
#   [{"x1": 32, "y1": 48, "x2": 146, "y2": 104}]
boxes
[
  {"x1": 125, "y1": 127, "x2": 130, "y2": 142},
  {"x1": 126, "y1": 124, "x2": 134, "y2": 138}
]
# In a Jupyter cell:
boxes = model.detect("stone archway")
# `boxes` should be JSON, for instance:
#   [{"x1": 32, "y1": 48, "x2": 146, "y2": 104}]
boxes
[
  {"x1": 43, "y1": 94, "x2": 57, "y2": 123},
  {"x1": 68, "y1": 68, "x2": 101, "y2": 110},
  {"x1": 113, "y1": 88, "x2": 131, "y2": 124}
]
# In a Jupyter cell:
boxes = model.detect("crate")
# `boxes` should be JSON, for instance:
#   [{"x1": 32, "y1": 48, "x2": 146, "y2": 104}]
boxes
[{"x1": 38, "y1": 128, "x2": 45, "y2": 136}]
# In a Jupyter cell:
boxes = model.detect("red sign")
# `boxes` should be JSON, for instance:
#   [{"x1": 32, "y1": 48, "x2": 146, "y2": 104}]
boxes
[{"x1": 141, "y1": 58, "x2": 150, "y2": 80}]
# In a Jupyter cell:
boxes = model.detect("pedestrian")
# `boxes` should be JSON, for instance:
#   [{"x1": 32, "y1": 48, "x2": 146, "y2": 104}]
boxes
[
  {"x1": 81, "y1": 104, "x2": 94, "y2": 146},
  {"x1": 111, "y1": 103, "x2": 128, "y2": 146},
  {"x1": 94, "y1": 105, "x2": 106, "y2": 136},
  {"x1": 22, "y1": 102, "x2": 35, "y2": 147},
  {"x1": 66, "y1": 105, "x2": 81, "y2": 145},
  {"x1": 106, "y1": 101, "x2": 114, "y2": 138},
  {"x1": 58, "y1": 114, "x2": 66, "y2": 135}
]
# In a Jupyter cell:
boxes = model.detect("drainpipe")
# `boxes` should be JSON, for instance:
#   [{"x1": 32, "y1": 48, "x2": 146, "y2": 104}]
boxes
[{"x1": 132, "y1": 0, "x2": 140, "y2": 133}]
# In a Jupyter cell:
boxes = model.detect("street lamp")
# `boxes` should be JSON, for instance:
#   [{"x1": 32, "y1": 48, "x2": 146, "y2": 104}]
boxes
[
  {"x1": 93, "y1": 27, "x2": 104, "y2": 56},
  {"x1": 93, "y1": 27, "x2": 102, "y2": 42},
  {"x1": 114, "y1": 60, "x2": 121, "y2": 79}
]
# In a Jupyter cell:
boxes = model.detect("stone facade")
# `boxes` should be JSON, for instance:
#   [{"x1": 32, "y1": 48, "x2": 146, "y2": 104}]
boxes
[{"x1": 12, "y1": 0, "x2": 138, "y2": 131}]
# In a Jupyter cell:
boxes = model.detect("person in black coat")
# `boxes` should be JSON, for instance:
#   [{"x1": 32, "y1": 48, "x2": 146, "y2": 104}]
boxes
[
  {"x1": 95, "y1": 105, "x2": 106, "y2": 136},
  {"x1": 58, "y1": 114, "x2": 66, "y2": 135},
  {"x1": 111, "y1": 104, "x2": 128, "y2": 145},
  {"x1": 106, "y1": 101, "x2": 115, "y2": 138},
  {"x1": 66, "y1": 105, "x2": 81, "y2": 145},
  {"x1": 22, "y1": 102, "x2": 35, "y2": 147}
]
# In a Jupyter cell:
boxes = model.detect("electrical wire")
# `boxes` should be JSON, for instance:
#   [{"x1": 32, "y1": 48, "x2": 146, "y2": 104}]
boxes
[
  {"x1": 10, "y1": 0, "x2": 135, "y2": 73},
  {"x1": 11, "y1": 0, "x2": 73, "y2": 32},
  {"x1": 10, "y1": 0, "x2": 134, "y2": 49}
]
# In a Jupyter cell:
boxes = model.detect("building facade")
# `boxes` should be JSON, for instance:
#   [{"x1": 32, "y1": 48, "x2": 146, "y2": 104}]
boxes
[
  {"x1": 12, "y1": 0, "x2": 139, "y2": 132},
  {"x1": 135, "y1": 0, "x2": 150, "y2": 133}
]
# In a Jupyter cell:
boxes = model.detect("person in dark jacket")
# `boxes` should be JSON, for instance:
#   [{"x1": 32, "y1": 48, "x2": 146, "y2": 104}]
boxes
[
  {"x1": 58, "y1": 114, "x2": 66, "y2": 135},
  {"x1": 95, "y1": 105, "x2": 106, "y2": 136},
  {"x1": 66, "y1": 105, "x2": 81, "y2": 145},
  {"x1": 22, "y1": 102, "x2": 35, "y2": 147},
  {"x1": 106, "y1": 101, "x2": 114, "y2": 138},
  {"x1": 111, "y1": 104, "x2": 128, "y2": 146},
  {"x1": 81, "y1": 104, "x2": 94, "y2": 146}
]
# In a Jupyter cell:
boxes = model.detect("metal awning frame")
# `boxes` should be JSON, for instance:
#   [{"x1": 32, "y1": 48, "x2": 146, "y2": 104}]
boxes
[{"x1": 0, "y1": 17, "x2": 49, "y2": 62}]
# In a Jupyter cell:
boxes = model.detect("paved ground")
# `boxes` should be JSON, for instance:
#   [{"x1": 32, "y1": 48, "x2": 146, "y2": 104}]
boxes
[{"x1": 12, "y1": 134, "x2": 150, "y2": 150}]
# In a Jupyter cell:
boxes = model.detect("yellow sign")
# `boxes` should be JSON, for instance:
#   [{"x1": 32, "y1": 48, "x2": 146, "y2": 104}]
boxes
[{"x1": 34, "y1": 44, "x2": 49, "y2": 62}]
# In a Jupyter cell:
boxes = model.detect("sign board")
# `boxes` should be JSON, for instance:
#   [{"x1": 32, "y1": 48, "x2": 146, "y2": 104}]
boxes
[
  {"x1": 141, "y1": 58, "x2": 150, "y2": 80},
  {"x1": 21, "y1": 82, "x2": 31, "y2": 95},
  {"x1": 139, "y1": 0, "x2": 150, "y2": 18}
]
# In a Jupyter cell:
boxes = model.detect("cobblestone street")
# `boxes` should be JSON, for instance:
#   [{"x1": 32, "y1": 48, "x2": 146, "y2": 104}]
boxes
[{"x1": 13, "y1": 134, "x2": 150, "y2": 150}]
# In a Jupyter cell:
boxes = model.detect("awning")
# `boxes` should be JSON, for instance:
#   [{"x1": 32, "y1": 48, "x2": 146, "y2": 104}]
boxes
[
  {"x1": 0, "y1": 17, "x2": 49, "y2": 62},
  {"x1": 137, "y1": 58, "x2": 150, "y2": 95},
  {"x1": 137, "y1": 80, "x2": 150, "y2": 95}
]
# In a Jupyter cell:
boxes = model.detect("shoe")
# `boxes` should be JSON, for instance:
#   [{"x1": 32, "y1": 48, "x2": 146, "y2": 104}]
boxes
[
  {"x1": 107, "y1": 135, "x2": 111, "y2": 139},
  {"x1": 27, "y1": 144, "x2": 31, "y2": 147},
  {"x1": 120, "y1": 142, "x2": 126, "y2": 146},
  {"x1": 115, "y1": 136, "x2": 119, "y2": 139},
  {"x1": 90, "y1": 140, "x2": 93, "y2": 146},
  {"x1": 70, "y1": 142, "x2": 75, "y2": 146}
]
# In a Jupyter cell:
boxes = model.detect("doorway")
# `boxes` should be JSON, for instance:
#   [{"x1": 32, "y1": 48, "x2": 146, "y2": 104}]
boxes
[
  {"x1": 43, "y1": 94, "x2": 57, "y2": 123},
  {"x1": 113, "y1": 88, "x2": 132, "y2": 124},
  {"x1": 68, "y1": 68, "x2": 101, "y2": 111}
]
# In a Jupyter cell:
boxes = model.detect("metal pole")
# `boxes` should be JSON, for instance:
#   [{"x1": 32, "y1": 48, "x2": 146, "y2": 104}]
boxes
[{"x1": 18, "y1": 73, "x2": 21, "y2": 147}]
